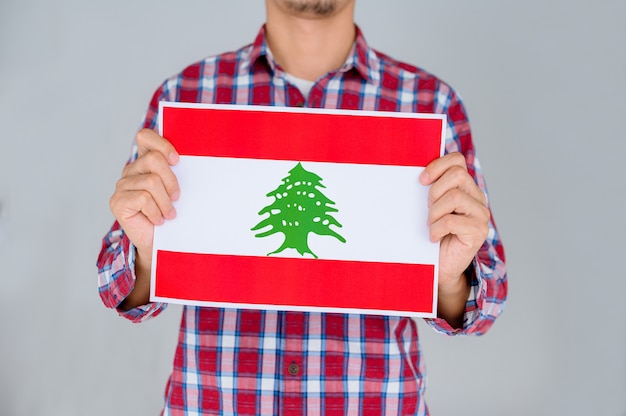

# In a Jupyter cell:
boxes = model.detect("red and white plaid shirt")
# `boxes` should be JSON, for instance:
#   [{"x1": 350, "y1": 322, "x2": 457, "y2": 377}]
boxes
[{"x1": 97, "y1": 26, "x2": 507, "y2": 415}]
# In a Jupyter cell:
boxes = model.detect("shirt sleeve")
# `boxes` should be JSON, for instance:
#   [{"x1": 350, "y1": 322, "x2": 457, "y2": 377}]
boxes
[
  {"x1": 96, "y1": 84, "x2": 170, "y2": 323},
  {"x1": 424, "y1": 83, "x2": 508, "y2": 336},
  {"x1": 97, "y1": 221, "x2": 167, "y2": 322}
]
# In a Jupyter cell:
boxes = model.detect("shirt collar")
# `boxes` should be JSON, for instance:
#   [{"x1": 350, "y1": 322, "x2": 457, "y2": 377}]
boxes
[{"x1": 248, "y1": 24, "x2": 377, "y2": 84}]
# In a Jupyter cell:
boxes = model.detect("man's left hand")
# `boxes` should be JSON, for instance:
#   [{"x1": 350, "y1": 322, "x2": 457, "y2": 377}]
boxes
[{"x1": 419, "y1": 152, "x2": 490, "y2": 326}]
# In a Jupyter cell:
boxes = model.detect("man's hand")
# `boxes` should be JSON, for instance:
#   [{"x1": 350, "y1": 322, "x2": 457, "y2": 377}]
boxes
[
  {"x1": 419, "y1": 152, "x2": 490, "y2": 328},
  {"x1": 109, "y1": 129, "x2": 180, "y2": 309}
]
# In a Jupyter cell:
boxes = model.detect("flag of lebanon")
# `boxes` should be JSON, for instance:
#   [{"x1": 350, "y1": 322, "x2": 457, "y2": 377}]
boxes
[{"x1": 151, "y1": 103, "x2": 446, "y2": 317}]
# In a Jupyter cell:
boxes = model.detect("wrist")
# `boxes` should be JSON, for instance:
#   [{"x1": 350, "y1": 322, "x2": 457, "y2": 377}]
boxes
[
  {"x1": 119, "y1": 247, "x2": 152, "y2": 311},
  {"x1": 134, "y1": 246, "x2": 152, "y2": 274},
  {"x1": 437, "y1": 267, "x2": 471, "y2": 329}
]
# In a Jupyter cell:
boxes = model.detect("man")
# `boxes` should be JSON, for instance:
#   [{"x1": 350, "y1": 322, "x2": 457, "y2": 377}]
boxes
[{"x1": 98, "y1": 0, "x2": 507, "y2": 414}]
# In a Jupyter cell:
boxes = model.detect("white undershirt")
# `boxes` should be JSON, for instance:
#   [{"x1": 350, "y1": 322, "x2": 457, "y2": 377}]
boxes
[{"x1": 284, "y1": 73, "x2": 316, "y2": 98}]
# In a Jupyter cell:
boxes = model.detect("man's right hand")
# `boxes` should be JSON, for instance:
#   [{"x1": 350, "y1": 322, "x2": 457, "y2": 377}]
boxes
[{"x1": 109, "y1": 129, "x2": 180, "y2": 308}]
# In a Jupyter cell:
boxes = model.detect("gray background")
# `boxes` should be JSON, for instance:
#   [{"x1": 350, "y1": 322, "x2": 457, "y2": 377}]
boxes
[{"x1": 1, "y1": 0, "x2": 625, "y2": 415}]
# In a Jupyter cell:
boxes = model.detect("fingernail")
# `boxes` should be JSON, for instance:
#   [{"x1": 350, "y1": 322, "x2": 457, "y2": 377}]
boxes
[
  {"x1": 171, "y1": 190, "x2": 180, "y2": 201},
  {"x1": 419, "y1": 171, "x2": 429, "y2": 184},
  {"x1": 168, "y1": 152, "x2": 179, "y2": 164},
  {"x1": 166, "y1": 207, "x2": 177, "y2": 220}
]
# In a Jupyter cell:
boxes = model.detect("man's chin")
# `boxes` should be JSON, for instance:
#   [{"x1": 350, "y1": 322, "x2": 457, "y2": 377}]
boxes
[{"x1": 281, "y1": 0, "x2": 341, "y2": 18}]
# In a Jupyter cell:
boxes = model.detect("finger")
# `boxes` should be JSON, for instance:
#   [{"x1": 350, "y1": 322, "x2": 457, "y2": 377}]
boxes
[
  {"x1": 110, "y1": 189, "x2": 167, "y2": 226},
  {"x1": 427, "y1": 188, "x2": 490, "y2": 227},
  {"x1": 419, "y1": 152, "x2": 466, "y2": 185},
  {"x1": 429, "y1": 213, "x2": 489, "y2": 246},
  {"x1": 122, "y1": 151, "x2": 180, "y2": 201},
  {"x1": 427, "y1": 165, "x2": 486, "y2": 208},
  {"x1": 135, "y1": 128, "x2": 179, "y2": 165},
  {"x1": 115, "y1": 173, "x2": 177, "y2": 220}
]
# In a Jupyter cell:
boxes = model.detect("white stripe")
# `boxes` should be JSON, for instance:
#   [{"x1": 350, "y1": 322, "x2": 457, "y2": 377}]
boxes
[{"x1": 154, "y1": 156, "x2": 438, "y2": 266}]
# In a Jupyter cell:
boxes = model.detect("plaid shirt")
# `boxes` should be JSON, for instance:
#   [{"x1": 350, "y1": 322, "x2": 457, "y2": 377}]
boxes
[{"x1": 97, "y1": 26, "x2": 507, "y2": 415}]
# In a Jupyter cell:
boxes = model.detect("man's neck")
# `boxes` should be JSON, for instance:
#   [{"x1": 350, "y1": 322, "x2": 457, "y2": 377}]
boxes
[{"x1": 265, "y1": 1, "x2": 356, "y2": 81}]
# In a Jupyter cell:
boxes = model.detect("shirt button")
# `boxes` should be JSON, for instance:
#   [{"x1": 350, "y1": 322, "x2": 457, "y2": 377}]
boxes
[{"x1": 288, "y1": 362, "x2": 299, "y2": 376}]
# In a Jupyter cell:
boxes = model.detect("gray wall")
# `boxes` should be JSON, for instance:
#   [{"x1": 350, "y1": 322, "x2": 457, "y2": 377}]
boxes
[{"x1": 1, "y1": 1, "x2": 625, "y2": 415}]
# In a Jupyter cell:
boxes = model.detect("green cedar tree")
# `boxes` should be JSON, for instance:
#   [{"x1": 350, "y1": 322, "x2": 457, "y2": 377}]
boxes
[{"x1": 251, "y1": 162, "x2": 346, "y2": 258}]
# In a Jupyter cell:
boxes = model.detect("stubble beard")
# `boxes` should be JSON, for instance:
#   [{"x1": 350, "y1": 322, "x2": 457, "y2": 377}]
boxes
[{"x1": 283, "y1": 0, "x2": 340, "y2": 17}]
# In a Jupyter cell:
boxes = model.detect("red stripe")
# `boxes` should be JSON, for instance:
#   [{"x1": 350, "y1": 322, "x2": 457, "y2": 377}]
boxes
[
  {"x1": 155, "y1": 251, "x2": 435, "y2": 314},
  {"x1": 161, "y1": 106, "x2": 442, "y2": 167}
]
